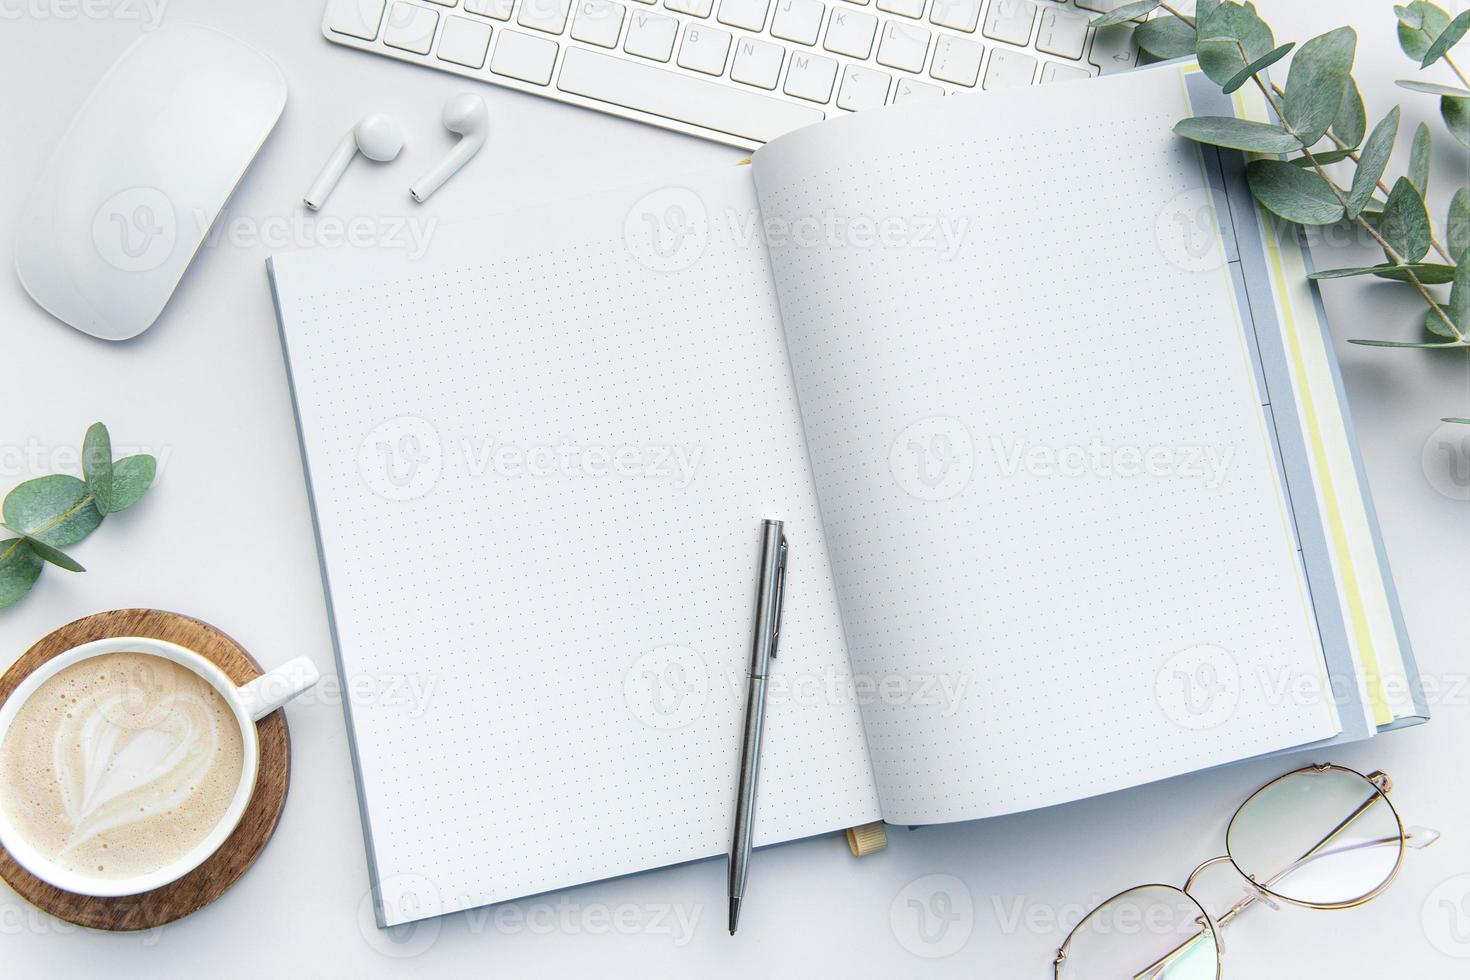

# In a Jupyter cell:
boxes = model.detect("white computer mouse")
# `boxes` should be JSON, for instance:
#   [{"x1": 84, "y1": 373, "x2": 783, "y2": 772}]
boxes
[{"x1": 14, "y1": 24, "x2": 286, "y2": 341}]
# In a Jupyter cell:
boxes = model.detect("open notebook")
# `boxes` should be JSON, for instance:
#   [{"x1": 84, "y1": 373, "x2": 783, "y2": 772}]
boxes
[{"x1": 268, "y1": 61, "x2": 1426, "y2": 927}]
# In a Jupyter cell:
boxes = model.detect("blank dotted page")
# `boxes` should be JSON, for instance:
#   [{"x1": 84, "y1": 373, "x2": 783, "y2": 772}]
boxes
[
  {"x1": 752, "y1": 66, "x2": 1340, "y2": 826},
  {"x1": 270, "y1": 168, "x2": 879, "y2": 925}
]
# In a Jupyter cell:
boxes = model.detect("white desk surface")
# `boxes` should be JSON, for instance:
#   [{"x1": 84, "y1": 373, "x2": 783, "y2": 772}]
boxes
[{"x1": 1, "y1": 1, "x2": 1466, "y2": 976}]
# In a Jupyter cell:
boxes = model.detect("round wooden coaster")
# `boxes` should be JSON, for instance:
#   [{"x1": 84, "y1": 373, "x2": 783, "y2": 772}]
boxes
[{"x1": 0, "y1": 608, "x2": 291, "y2": 931}]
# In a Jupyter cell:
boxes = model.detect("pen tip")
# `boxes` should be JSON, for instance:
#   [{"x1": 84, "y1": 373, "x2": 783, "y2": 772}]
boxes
[{"x1": 728, "y1": 896, "x2": 741, "y2": 935}]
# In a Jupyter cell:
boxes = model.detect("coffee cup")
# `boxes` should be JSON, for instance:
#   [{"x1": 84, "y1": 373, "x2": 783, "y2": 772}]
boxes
[{"x1": 0, "y1": 637, "x2": 318, "y2": 897}]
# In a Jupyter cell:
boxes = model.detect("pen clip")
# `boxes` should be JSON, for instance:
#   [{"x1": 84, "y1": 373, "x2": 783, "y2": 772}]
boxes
[{"x1": 770, "y1": 536, "x2": 787, "y2": 657}]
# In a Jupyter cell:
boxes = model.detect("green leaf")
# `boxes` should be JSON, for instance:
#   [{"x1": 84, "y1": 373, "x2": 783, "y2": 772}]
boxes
[
  {"x1": 1379, "y1": 176, "x2": 1433, "y2": 262},
  {"x1": 1397, "y1": 2, "x2": 1451, "y2": 61},
  {"x1": 1448, "y1": 187, "x2": 1469, "y2": 262},
  {"x1": 1332, "y1": 78, "x2": 1367, "y2": 147},
  {"x1": 1309, "y1": 263, "x2": 1458, "y2": 284},
  {"x1": 1421, "y1": 9, "x2": 1470, "y2": 67},
  {"x1": 1246, "y1": 159, "x2": 1345, "y2": 225},
  {"x1": 1195, "y1": 0, "x2": 1221, "y2": 22},
  {"x1": 1444, "y1": 95, "x2": 1470, "y2": 149},
  {"x1": 1348, "y1": 107, "x2": 1400, "y2": 219},
  {"x1": 1196, "y1": 2, "x2": 1275, "y2": 87},
  {"x1": 21, "y1": 537, "x2": 84, "y2": 573},
  {"x1": 2, "y1": 475, "x2": 103, "y2": 548},
  {"x1": 1396, "y1": 79, "x2": 1470, "y2": 97},
  {"x1": 1089, "y1": 0, "x2": 1159, "y2": 30},
  {"x1": 1435, "y1": 260, "x2": 1470, "y2": 337},
  {"x1": 1222, "y1": 42, "x2": 1294, "y2": 94},
  {"x1": 1288, "y1": 148, "x2": 1357, "y2": 166},
  {"x1": 1174, "y1": 115, "x2": 1302, "y2": 153},
  {"x1": 1283, "y1": 28, "x2": 1357, "y2": 144},
  {"x1": 108, "y1": 455, "x2": 157, "y2": 513},
  {"x1": 1349, "y1": 338, "x2": 1464, "y2": 347},
  {"x1": 0, "y1": 539, "x2": 44, "y2": 611},
  {"x1": 82, "y1": 422, "x2": 114, "y2": 515},
  {"x1": 1137, "y1": 16, "x2": 1199, "y2": 59},
  {"x1": 1409, "y1": 122, "x2": 1432, "y2": 195},
  {"x1": 1444, "y1": 417, "x2": 1470, "y2": 423}
]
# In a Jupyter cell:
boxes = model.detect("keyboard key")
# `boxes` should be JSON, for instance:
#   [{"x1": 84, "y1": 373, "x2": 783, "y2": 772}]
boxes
[
  {"x1": 930, "y1": 33, "x2": 981, "y2": 85},
  {"x1": 1089, "y1": 22, "x2": 1137, "y2": 74},
  {"x1": 490, "y1": 28, "x2": 559, "y2": 82},
  {"x1": 876, "y1": 0, "x2": 923, "y2": 17},
  {"x1": 424, "y1": 0, "x2": 456, "y2": 6},
  {"x1": 717, "y1": 0, "x2": 770, "y2": 30},
  {"x1": 729, "y1": 36, "x2": 784, "y2": 88},
  {"x1": 928, "y1": 0, "x2": 979, "y2": 32},
  {"x1": 823, "y1": 9, "x2": 877, "y2": 58},
  {"x1": 438, "y1": 15, "x2": 494, "y2": 66},
  {"x1": 982, "y1": 0, "x2": 1035, "y2": 46},
  {"x1": 572, "y1": 0, "x2": 625, "y2": 47},
  {"x1": 519, "y1": 0, "x2": 573, "y2": 33},
  {"x1": 557, "y1": 46, "x2": 822, "y2": 140},
  {"x1": 893, "y1": 77, "x2": 941, "y2": 101},
  {"x1": 327, "y1": 0, "x2": 386, "y2": 40},
  {"x1": 982, "y1": 46, "x2": 1035, "y2": 88},
  {"x1": 466, "y1": 0, "x2": 515, "y2": 19},
  {"x1": 836, "y1": 64, "x2": 890, "y2": 110},
  {"x1": 784, "y1": 51, "x2": 838, "y2": 102},
  {"x1": 771, "y1": 0, "x2": 824, "y2": 45},
  {"x1": 1036, "y1": 5, "x2": 1087, "y2": 59},
  {"x1": 1075, "y1": 0, "x2": 1126, "y2": 10},
  {"x1": 876, "y1": 21, "x2": 928, "y2": 72},
  {"x1": 678, "y1": 24, "x2": 732, "y2": 73},
  {"x1": 625, "y1": 9, "x2": 679, "y2": 59},
  {"x1": 1040, "y1": 61, "x2": 1091, "y2": 83},
  {"x1": 384, "y1": 2, "x2": 440, "y2": 52},
  {"x1": 666, "y1": 0, "x2": 713, "y2": 15}
]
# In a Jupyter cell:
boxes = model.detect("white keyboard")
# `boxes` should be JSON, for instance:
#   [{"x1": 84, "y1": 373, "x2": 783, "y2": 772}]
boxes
[{"x1": 322, "y1": 0, "x2": 1140, "y2": 149}]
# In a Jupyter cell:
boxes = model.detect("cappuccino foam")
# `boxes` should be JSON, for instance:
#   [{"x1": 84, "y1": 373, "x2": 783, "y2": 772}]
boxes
[{"x1": 0, "y1": 653, "x2": 245, "y2": 880}]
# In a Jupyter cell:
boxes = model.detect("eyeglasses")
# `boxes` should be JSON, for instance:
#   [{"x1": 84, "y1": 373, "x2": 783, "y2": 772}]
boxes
[{"x1": 1053, "y1": 763, "x2": 1439, "y2": 980}]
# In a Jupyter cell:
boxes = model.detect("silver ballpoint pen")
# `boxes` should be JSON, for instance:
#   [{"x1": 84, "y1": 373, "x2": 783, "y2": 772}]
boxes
[{"x1": 728, "y1": 518, "x2": 788, "y2": 936}]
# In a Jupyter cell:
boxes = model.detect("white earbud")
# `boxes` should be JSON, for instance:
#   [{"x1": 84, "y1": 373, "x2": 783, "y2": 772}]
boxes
[
  {"x1": 303, "y1": 113, "x2": 406, "y2": 211},
  {"x1": 410, "y1": 94, "x2": 489, "y2": 203}
]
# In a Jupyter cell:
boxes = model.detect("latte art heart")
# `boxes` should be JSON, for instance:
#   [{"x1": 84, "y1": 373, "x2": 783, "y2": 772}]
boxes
[{"x1": 0, "y1": 653, "x2": 245, "y2": 880}]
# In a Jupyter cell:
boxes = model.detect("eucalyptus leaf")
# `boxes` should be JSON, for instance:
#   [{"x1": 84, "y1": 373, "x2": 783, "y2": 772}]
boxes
[
  {"x1": 1420, "y1": 9, "x2": 1470, "y2": 67},
  {"x1": 1445, "y1": 417, "x2": 1470, "y2": 424},
  {"x1": 1195, "y1": 0, "x2": 1220, "y2": 22},
  {"x1": 109, "y1": 455, "x2": 157, "y2": 513},
  {"x1": 1174, "y1": 115, "x2": 1302, "y2": 153},
  {"x1": 1288, "y1": 148, "x2": 1357, "y2": 166},
  {"x1": 1379, "y1": 176, "x2": 1433, "y2": 262},
  {"x1": 1448, "y1": 187, "x2": 1469, "y2": 262},
  {"x1": 21, "y1": 537, "x2": 84, "y2": 573},
  {"x1": 1350, "y1": 338, "x2": 1465, "y2": 347},
  {"x1": 1089, "y1": 0, "x2": 1158, "y2": 30},
  {"x1": 1444, "y1": 95, "x2": 1470, "y2": 149},
  {"x1": 1222, "y1": 42, "x2": 1294, "y2": 94},
  {"x1": 1397, "y1": 1, "x2": 1451, "y2": 61},
  {"x1": 1137, "y1": 16, "x2": 1199, "y2": 59},
  {"x1": 1348, "y1": 107, "x2": 1400, "y2": 219},
  {"x1": 1246, "y1": 159, "x2": 1345, "y2": 225},
  {"x1": 1395, "y1": 79, "x2": 1470, "y2": 97},
  {"x1": 82, "y1": 422, "x2": 114, "y2": 515},
  {"x1": 1332, "y1": 78, "x2": 1367, "y2": 147},
  {"x1": 1283, "y1": 27, "x2": 1357, "y2": 144},
  {"x1": 2, "y1": 475, "x2": 103, "y2": 548},
  {"x1": 1442, "y1": 260, "x2": 1469, "y2": 335},
  {"x1": 1425, "y1": 307, "x2": 1459, "y2": 338},
  {"x1": 1196, "y1": 2, "x2": 1275, "y2": 87},
  {"x1": 1408, "y1": 122, "x2": 1432, "y2": 194},
  {"x1": 0, "y1": 540, "x2": 43, "y2": 610},
  {"x1": 1309, "y1": 263, "x2": 1458, "y2": 284}
]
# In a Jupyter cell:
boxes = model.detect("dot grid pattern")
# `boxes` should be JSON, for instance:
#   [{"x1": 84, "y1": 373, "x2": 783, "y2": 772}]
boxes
[
  {"x1": 271, "y1": 170, "x2": 880, "y2": 924},
  {"x1": 753, "y1": 73, "x2": 1340, "y2": 825}
]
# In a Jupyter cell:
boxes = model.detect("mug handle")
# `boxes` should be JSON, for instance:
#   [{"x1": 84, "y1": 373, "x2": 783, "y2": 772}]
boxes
[{"x1": 237, "y1": 656, "x2": 321, "y2": 722}]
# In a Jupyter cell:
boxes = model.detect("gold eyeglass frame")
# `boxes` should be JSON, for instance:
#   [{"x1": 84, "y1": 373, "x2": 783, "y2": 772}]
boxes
[{"x1": 1052, "y1": 763, "x2": 1431, "y2": 980}]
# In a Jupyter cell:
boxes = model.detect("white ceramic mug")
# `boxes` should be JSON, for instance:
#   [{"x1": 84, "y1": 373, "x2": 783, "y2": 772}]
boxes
[{"x1": 0, "y1": 636, "x2": 319, "y2": 897}]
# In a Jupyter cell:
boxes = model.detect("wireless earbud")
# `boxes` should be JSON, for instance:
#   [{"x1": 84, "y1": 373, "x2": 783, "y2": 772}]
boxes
[
  {"x1": 410, "y1": 93, "x2": 489, "y2": 204},
  {"x1": 303, "y1": 113, "x2": 406, "y2": 211}
]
